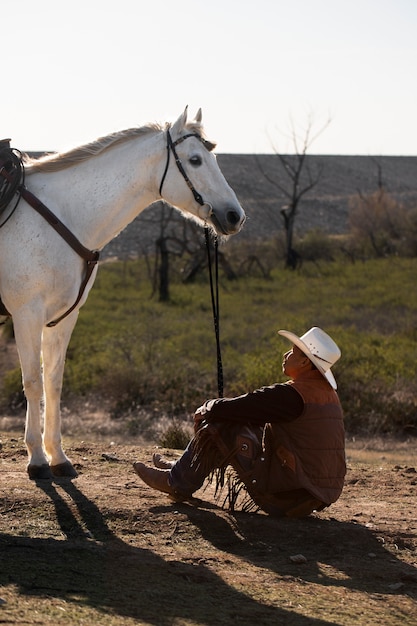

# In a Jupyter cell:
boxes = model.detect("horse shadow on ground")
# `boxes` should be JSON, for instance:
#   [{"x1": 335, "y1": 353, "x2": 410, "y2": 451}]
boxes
[
  {"x1": 161, "y1": 498, "x2": 417, "y2": 603},
  {"x1": 0, "y1": 479, "x2": 343, "y2": 626}
]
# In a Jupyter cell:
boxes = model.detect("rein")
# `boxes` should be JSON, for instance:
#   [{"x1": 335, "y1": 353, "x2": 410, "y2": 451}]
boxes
[
  {"x1": 159, "y1": 128, "x2": 224, "y2": 397},
  {"x1": 0, "y1": 151, "x2": 99, "y2": 327},
  {"x1": 205, "y1": 226, "x2": 224, "y2": 398}
]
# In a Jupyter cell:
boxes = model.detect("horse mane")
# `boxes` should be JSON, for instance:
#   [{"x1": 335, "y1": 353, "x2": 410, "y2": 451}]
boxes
[
  {"x1": 24, "y1": 122, "x2": 165, "y2": 173},
  {"x1": 24, "y1": 119, "x2": 216, "y2": 174}
]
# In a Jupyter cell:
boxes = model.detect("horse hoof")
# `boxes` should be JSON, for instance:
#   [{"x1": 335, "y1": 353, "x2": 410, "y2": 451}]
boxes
[
  {"x1": 27, "y1": 463, "x2": 53, "y2": 480},
  {"x1": 51, "y1": 461, "x2": 78, "y2": 478}
]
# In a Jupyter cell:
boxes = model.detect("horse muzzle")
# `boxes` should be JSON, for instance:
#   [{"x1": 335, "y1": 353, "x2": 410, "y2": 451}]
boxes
[{"x1": 209, "y1": 206, "x2": 246, "y2": 236}]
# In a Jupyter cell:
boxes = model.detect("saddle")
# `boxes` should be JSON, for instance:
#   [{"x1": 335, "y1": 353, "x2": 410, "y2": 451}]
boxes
[
  {"x1": 0, "y1": 139, "x2": 25, "y2": 321},
  {"x1": 0, "y1": 138, "x2": 24, "y2": 216}
]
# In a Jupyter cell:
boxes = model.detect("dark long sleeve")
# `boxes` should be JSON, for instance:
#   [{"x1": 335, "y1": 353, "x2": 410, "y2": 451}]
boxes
[{"x1": 196, "y1": 383, "x2": 304, "y2": 427}]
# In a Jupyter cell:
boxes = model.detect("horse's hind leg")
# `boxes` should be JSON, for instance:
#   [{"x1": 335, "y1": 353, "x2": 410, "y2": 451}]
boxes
[
  {"x1": 41, "y1": 314, "x2": 79, "y2": 478},
  {"x1": 13, "y1": 313, "x2": 52, "y2": 479}
]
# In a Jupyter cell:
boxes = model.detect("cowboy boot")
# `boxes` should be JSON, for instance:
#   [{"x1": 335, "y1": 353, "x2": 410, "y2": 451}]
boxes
[
  {"x1": 153, "y1": 452, "x2": 175, "y2": 470},
  {"x1": 133, "y1": 462, "x2": 186, "y2": 501}
]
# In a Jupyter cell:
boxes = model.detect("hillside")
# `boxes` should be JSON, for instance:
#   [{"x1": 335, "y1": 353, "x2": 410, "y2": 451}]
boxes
[
  {"x1": 25, "y1": 151, "x2": 417, "y2": 259},
  {"x1": 102, "y1": 154, "x2": 417, "y2": 260},
  {"x1": 218, "y1": 154, "x2": 417, "y2": 235}
]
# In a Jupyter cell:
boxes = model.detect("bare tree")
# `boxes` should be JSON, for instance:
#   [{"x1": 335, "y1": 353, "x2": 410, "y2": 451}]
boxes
[
  {"x1": 135, "y1": 202, "x2": 189, "y2": 301},
  {"x1": 257, "y1": 113, "x2": 331, "y2": 269},
  {"x1": 140, "y1": 202, "x2": 213, "y2": 300}
]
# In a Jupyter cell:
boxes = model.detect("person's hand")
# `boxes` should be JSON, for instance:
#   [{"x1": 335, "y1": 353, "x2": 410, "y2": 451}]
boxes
[{"x1": 194, "y1": 405, "x2": 206, "y2": 432}]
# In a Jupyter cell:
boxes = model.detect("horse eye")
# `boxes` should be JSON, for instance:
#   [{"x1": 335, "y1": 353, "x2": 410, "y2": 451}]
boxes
[{"x1": 189, "y1": 155, "x2": 202, "y2": 167}]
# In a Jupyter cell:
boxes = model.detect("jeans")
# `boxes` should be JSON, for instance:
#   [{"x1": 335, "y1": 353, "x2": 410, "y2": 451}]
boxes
[{"x1": 169, "y1": 439, "x2": 219, "y2": 496}]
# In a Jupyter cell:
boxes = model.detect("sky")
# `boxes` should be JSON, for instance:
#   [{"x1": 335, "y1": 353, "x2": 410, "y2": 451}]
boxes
[{"x1": 2, "y1": 0, "x2": 416, "y2": 155}]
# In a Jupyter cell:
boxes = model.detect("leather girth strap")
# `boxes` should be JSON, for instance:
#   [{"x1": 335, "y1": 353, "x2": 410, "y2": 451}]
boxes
[{"x1": 0, "y1": 155, "x2": 100, "y2": 327}]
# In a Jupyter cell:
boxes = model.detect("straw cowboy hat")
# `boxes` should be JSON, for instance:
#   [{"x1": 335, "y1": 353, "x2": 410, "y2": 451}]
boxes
[{"x1": 278, "y1": 326, "x2": 341, "y2": 389}]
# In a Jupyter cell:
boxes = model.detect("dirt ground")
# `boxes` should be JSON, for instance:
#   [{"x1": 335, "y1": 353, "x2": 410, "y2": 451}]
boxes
[{"x1": 0, "y1": 432, "x2": 416, "y2": 626}]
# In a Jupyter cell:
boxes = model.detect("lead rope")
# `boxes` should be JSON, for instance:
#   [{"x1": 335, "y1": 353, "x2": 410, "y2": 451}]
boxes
[
  {"x1": 159, "y1": 128, "x2": 223, "y2": 395},
  {"x1": 205, "y1": 225, "x2": 224, "y2": 398}
]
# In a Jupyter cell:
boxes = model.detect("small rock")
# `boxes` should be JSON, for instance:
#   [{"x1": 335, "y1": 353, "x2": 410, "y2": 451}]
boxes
[
  {"x1": 101, "y1": 453, "x2": 120, "y2": 462},
  {"x1": 388, "y1": 582, "x2": 404, "y2": 591},
  {"x1": 290, "y1": 554, "x2": 307, "y2": 564}
]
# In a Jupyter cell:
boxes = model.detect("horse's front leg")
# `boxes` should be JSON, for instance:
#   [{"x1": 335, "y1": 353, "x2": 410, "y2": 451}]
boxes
[
  {"x1": 42, "y1": 314, "x2": 79, "y2": 478},
  {"x1": 13, "y1": 314, "x2": 52, "y2": 479}
]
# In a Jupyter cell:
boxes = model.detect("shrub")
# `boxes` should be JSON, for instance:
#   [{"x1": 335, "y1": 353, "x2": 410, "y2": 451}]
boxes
[
  {"x1": 158, "y1": 421, "x2": 192, "y2": 449},
  {"x1": 296, "y1": 229, "x2": 337, "y2": 264},
  {"x1": 348, "y1": 189, "x2": 410, "y2": 258}
]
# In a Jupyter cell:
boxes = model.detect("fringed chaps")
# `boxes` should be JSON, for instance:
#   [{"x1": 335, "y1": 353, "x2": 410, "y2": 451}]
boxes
[
  {"x1": 191, "y1": 421, "x2": 262, "y2": 513},
  {"x1": 191, "y1": 421, "x2": 327, "y2": 517}
]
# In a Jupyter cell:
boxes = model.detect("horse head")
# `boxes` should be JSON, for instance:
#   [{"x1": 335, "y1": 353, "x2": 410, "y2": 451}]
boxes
[{"x1": 159, "y1": 107, "x2": 246, "y2": 236}]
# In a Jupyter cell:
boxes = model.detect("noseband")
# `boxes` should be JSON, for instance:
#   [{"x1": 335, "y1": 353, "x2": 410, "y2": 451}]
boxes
[{"x1": 159, "y1": 129, "x2": 213, "y2": 218}]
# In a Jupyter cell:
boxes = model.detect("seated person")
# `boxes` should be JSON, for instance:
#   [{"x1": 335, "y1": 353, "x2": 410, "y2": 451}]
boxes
[{"x1": 134, "y1": 326, "x2": 346, "y2": 518}]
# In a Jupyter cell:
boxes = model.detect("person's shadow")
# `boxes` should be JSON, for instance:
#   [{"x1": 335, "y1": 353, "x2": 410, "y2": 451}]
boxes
[
  {"x1": 167, "y1": 497, "x2": 417, "y2": 603},
  {"x1": 1, "y1": 478, "x2": 338, "y2": 625}
]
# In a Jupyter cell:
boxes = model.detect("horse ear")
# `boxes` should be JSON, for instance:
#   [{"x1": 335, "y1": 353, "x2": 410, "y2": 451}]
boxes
[
  {"x1": 171, "y1": 106, "x2": 189, "y2": 137},
  {"x1": 194, "y1": 108, "x2": 203, "y2": 123}
]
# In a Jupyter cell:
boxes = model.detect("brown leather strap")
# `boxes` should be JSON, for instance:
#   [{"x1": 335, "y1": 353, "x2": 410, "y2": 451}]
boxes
[
  {"x1": 0, "y1": 162, "x2": 100, "y2": 326},
  {"x1": 19, "y1": 186, "x2": 98, "y2": 264},
  {"x1": 0, "y1": 161, "x2": 98, "y2": 264},
  {"x1": 46, "y1": 257, "x2": 98, "y2": 327}
]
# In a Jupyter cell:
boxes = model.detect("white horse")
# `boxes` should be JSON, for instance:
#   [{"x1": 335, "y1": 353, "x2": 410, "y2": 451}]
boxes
[{"x1": 0, "y1": 107, "x2": 245, "y2": 480}]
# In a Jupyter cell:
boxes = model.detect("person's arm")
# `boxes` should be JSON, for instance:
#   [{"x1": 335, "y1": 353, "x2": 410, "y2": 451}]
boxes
[{"x1": 195, "y1": 383, "x2": 304, "y2": 427}]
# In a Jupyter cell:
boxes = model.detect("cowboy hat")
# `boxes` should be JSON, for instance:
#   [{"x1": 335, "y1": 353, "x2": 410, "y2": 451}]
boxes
[{"x1": 278, "y1": 327, "x2": 341, "y2": 389}]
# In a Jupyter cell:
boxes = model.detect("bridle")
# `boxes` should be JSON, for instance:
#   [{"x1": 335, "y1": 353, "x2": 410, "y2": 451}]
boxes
[
  {"x1": 159, "y1": 128, "x2": 224, "y2": 397},
  {"x1": 159, "y1": 128, "x2": 214, "y2": 221}
]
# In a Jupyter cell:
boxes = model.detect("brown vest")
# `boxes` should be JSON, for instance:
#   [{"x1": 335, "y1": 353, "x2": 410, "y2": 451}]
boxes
[{"x1": 247, "y1": 371, "x2": 346, "y2": 512}]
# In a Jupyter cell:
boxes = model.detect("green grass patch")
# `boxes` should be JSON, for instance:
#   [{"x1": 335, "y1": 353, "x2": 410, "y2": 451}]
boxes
[{"x1": 3, "y1": 256, "x2": 417, "y2": 437}]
